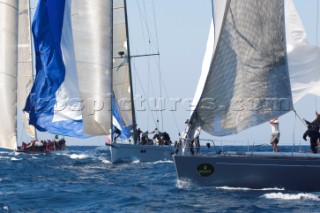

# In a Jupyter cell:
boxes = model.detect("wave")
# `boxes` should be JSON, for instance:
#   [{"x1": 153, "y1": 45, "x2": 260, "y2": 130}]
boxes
[
  {"x1": 2, "y1": 205, "x2": 9, "y2": 212},
  {"x1": 217, "y1": 186, "x2": 284, "y2": 191},
  {"x1": 176, "y1": 179, "x2": 192, "y2": 189},
  {"x1": 55, "y1": 151, "x2": 92, "y2": 160},
  {"x1": 131, "y1": 160, "x2": 141, "y2": 164},
  {"x1": 10, "y1": 157, "x2": 21, "y2": 161},
  {"x1": 98, "y1": 157, "x2": 111, "y2": 164},
  {"x1": 262, "y1": 192, "x2": 320, "y2": 201},
  {"x1": 69, "y1": 153, "x2": 90, "y2": 159},
  {"x1": 153, "y1": 160, "x2": 173, "y2": 164}
]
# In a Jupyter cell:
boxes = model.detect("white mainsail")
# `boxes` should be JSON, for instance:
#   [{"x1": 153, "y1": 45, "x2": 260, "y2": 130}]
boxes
[
  {"x1": 0, "y1": 0, "x2": 19, "y2": 150},
  {"x1": 70, "y1": 1, "x2": 113, "y2": 135},
  {"x1": 113, "y1": 0, "x2": 134, "y2": 136},
  {"x1": 190, "y1": 0, "x2": 293, "y2": 137},
  {"x1": 18, "y1": 0, "x2": 35, "y2": 138}
]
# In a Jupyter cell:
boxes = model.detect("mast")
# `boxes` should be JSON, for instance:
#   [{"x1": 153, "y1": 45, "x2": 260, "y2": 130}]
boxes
[
  {"x1": 111, "y1": 0, "x2": 114, "y2": 142},
  {"x1": 124, "y1": 0, "x2": 138, "y2": 144}
]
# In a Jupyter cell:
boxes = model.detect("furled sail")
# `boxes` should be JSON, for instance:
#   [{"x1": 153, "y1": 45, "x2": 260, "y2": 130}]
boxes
[
  {"x1": 190, "y1": 0, "x2": 293, "y2": 137},
  {"x1": 112, "y1": 0, "x2": 134, "y2": 138},
  {"x1": 0, "y1": 0, "x2": 19, "y2": 150},
  {"x1": 18, "y1": 0, "x2": 35, "y2": 138},
  {"x1": 71, "y1": 0, "x2": 113, "y2": 136}
]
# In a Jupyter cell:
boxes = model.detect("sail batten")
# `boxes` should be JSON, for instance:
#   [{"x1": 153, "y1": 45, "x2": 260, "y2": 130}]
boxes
[{"x1": 191, "y1": 0, "x2": 293, "y2": 137}]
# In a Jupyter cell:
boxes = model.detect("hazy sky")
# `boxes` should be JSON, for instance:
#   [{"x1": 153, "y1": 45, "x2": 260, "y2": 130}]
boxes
[{"x1": 29, "y1": 0, "x2": 320, "y2": 146}]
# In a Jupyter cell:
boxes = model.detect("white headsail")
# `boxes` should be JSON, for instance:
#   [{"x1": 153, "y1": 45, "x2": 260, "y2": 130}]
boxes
[
  {"x1": 285, "y1": 0, "x2": 320, "y2": 103},
  {"x1": 71, "y1": 0, "x2": 113, "y2": 136},
  {"x1": 0, "y1": 0, "x2": 19, "y2": 150},
  {"x1": 190, "y1": 0, "x2": 293, "y2": 137}
]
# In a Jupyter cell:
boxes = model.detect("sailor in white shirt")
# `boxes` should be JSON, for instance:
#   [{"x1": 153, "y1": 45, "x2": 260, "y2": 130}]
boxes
[{"x1": 269, "y1": 118, "x2": 280, "y2": 152}]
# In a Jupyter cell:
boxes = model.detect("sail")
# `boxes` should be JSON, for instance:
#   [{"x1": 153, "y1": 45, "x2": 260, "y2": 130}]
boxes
[
  {"x1": 24, "y1": 0, "x2": 86, "y2": 138},
  {"x1": 285, "y1": 0, "x2": 320, "y2": 103},
  {"x1": 71, "y1": 0, "x2": 113, "y2": 136},
  {"x1": 191, "y1": 20, "x2": 215, "y2": 112},
  {"x1": 112, "y1": 96, "x2": 132, "y2": 138},
  {"x1": 0, "y1": 0, "x2": 19, "y2": 150},
  {"x1": 24, "y1": 0, "x2": 113, "y2": 137},
  {"x1": 190, "y1": 0, "x2": 293, "y2": 137},
  {"x1": 112, "y1": 0, "x2": 134, "y2": 138},
  {"x1": 17, "y1": 0, "x2": 35, "y2": 138}
]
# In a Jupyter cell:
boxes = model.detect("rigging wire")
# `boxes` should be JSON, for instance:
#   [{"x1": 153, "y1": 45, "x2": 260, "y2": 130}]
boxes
[
  {"x1": 132, "y1": 60, "x2": 157, "y2": 126},
  {"x1": 159, "y1": 75, "x2": 181, "y2": 134},
  {"x1": 135, "y1": 0, "x2": 150, "y2": 128},
  {"x1": 133, "y1": 0, "x2": 177, "y2": 133},
  {"x1": 317, "y1": 0, "x2": 319, "y2": 46},
  {"x1": 293, "y1": 109, "x2": 307, "y2": 127},
  {"x1": 316, "y1": 0, "x2": 319, "y2": 111},
  {"x1": 135, "y1": 0, "x2": 162, "y2": 129},
  {"x1": 292, "y1": 111, "x2": 297, "y2": 148},
  {"x1": 151, "y1": 0, "x2": 164, "y2": 131}
]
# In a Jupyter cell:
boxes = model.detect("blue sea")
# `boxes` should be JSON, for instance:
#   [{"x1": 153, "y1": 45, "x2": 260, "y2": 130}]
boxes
[{"x1": 1, "y1": 145, "x2": 320, "y2": 213}]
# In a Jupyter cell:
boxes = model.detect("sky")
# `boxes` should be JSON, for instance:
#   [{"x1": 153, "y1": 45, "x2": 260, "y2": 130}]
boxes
[{"x1": 28, "y1": 0, "x2": 320, "y2": 146}]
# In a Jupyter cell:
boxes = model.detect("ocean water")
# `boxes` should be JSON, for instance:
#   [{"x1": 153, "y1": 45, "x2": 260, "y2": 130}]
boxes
[{"x1": 1, "y1": 145, "x2": 320, "y2": 213}]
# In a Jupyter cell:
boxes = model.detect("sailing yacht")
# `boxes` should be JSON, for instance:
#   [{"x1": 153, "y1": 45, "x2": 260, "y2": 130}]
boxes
[
  {"x1": 0, "y1": 0, "x2": 66, "y2": 153},
  {"x1": 173, "y1": 0, "x2": 320, "y2": 191},
  {"x1": 8, "y1": 0, "x2": 173, "y2": 159},
  {"x1": 107, "y1": 0, "x2": 175, "y2": 163}
]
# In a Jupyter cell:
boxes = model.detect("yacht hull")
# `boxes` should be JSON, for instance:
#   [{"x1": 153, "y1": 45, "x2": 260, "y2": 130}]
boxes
[
  {"x1": 109, "y1": 143, "x2": 175, "y2": 163},
  {"x1": 173, "y1": 153, "x2": 320, "y2": 191}
]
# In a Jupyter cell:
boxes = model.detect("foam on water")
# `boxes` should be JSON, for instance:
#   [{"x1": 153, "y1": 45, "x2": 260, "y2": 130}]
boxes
[
  {"x1": 217, "y1": 186, "x2": 285, "y2": 191},
  {"x1": 262, "y1": 192, "x2": 320, "y2": 201},
  {"x1": 3, "y1": 205, "x2": 9, "y2": 211},
  {"x1": 10, "y1": 157, "x2": 21, "y2": 161},
  {"x1": 69, "y1": 153, "x2": 90, "y2": 159},
  {"x1": 176, "y1": 179, "x2": 192, "y2": 189},
  {"x1": 152, "y1": 160, "x2": 173, "y2": 165},
  {"x1": 99, "y1": 157, "x2": 111, "y2": 164},
  {"x1": 132, "y1": 160, "x2": 141, "y2": 164}
]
